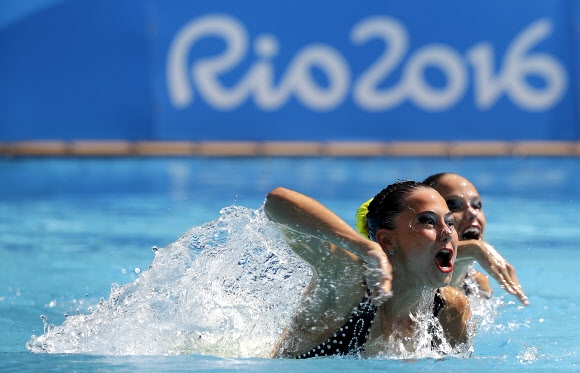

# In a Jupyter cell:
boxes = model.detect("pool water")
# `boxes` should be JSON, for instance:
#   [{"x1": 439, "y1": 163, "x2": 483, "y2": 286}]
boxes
[{"x1": 1, "y1": 157, "x2": 579, "y2": 371}]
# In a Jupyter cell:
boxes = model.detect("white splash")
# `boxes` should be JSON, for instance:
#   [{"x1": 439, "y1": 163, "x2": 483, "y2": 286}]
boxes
[
  {"x1": 374, "y1": 289, "x2": 475, "y2": 360},
  {"x1": 27, "y1": 206, "x2": 310, "y2": 357}
]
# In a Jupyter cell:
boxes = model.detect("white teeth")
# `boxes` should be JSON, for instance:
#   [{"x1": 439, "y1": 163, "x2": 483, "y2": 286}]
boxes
[{"x1": 462, "y1": 227, "x2": 481, "y2": 239}]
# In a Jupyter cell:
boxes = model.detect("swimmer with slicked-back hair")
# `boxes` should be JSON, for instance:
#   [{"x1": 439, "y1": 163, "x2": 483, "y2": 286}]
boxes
[
  {"x1": 266, "y1": 181, "x2": 472, "y2": 358},
  {"x1": 423, "y1": 172, "x2": 528, "y2": 305}
]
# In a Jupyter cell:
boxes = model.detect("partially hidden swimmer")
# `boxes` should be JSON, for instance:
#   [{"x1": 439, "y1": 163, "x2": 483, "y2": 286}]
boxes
[{"x1": 423, "y1": 172, "x2": 529, "y2": 305}]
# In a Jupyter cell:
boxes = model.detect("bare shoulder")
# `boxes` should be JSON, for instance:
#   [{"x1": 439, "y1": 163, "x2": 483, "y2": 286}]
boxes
[
  {"x1": 440, "y1": 286, "x2": 470, "y2": 311},
  {"x1": 437, "y1": 286, "x2": 472, "y2": 347},
  {"x1": 469, "y1": 270, "x2": 493, "y2": 294}
]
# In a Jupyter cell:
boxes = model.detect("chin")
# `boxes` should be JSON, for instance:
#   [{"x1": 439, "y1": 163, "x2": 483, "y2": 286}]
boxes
[{"x1": 432, "y1": 270, "x2": 453, "y2": 288}]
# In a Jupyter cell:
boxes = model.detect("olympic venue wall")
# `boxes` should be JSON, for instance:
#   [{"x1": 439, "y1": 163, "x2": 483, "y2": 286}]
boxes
[{"x1": 1, "y1": 0, "x2": 579, "y2": 142}]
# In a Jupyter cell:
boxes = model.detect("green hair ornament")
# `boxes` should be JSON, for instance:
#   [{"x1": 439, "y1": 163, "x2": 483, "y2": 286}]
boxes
[{"x1": 355, "y1": 198, "x2": 373, "y2": 239}]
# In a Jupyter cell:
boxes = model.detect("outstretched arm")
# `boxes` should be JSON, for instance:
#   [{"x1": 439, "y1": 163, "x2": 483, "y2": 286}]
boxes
[
  {"x1": 453, "y1": 240, "x2": 529, "y2": 305},
  {"x1": 264, "y1": 187, "x2": 393, "y2": 305}
]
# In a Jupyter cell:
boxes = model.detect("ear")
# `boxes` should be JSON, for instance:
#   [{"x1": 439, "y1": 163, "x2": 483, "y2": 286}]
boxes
[{"x1": 375, "y1": 228, "x2": 395, "y2": 251}]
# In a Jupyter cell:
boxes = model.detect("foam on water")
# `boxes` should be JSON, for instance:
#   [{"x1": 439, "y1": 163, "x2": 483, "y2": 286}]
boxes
[
  {"x1": 27, "y1": 205, "x2": 310, "y2": 356},
  {"x1": 25, "y1": 205, "x2": 497, "y2": 359}
]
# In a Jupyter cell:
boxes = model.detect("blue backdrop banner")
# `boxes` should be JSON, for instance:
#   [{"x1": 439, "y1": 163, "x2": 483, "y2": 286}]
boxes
[{"x1": 0, "y1": 0, "x2": 577, "y2": 141}]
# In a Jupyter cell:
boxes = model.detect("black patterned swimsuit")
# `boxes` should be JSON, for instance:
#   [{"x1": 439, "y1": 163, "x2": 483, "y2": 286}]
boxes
[{"x1": 295, "y1": 289, "x2": 445, "y2": 359}]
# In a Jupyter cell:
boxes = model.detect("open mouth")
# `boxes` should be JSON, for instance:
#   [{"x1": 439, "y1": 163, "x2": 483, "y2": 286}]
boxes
[
  {"x1": 434, "y1": 248, "x2": 454, "y2": 273},
  {"x1": 461, "y1": 226, "x2": 481, "y2": 240}
]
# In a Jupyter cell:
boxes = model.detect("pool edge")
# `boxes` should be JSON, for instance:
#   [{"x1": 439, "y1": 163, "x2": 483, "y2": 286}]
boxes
[{"x1": 1, "y1": 140, "x2": 579, "y2": 157}]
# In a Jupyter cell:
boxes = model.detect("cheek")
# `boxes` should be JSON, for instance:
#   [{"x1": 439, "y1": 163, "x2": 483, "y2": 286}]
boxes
[
  {"x1": 479, "y1": 213, "x2": 487, "y2": 227},
  {"x1": 407, "y1": 228, "x2": 436, "y2": 246},
  {"x1": 406, "y1": 231, "x2": 438, "y2": 259}
]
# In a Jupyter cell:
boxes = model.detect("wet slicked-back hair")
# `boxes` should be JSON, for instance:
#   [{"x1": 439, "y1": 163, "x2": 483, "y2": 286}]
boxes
[
  {"x1": 422, "y1": 172, "x2": 453, "y2": 189},
  {"x1": 366, "y1": 180, "x2": 428, "y2": 242}
]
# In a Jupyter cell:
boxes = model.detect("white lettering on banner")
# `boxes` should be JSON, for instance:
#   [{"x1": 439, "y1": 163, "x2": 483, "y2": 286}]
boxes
[
  {"x1": 167, "y1": 14, "x2": 568, "y2": 112},
  {"x1": 467, "y1": 20, "x2": 567, "y2": 110},
  {"x1": 351, "y1": 16, "x2": 468, "y2": 111},
  {"x1": 167, "y1": 14, "x2": 349, "y2": 111}
]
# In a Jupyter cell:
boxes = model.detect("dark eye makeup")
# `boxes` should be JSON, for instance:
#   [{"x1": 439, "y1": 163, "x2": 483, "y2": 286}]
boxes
[
  {"x1": 470, "y1": 198, "x2": 483, "y2": 210},
  {"x1": 417, "y1": 212, "x2": 436, "y2": 225},
  {"x1": 417, "y1": 212, "x2": 455, "y2": 230},
  {"x1": 446, "y1": 197, "x2": 483, "y2": 212},
  {"x1": 446, "y1": 198, "x2": 463, "y2": 212}
]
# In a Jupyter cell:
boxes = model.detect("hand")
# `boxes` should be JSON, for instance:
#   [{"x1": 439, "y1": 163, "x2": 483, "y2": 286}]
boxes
[
  {"x1": 474, "y1": 241, "x2": 529, "y2": 306},
  {"x1": 363, "y1": 244, "x2": 393, "y2": 306}
]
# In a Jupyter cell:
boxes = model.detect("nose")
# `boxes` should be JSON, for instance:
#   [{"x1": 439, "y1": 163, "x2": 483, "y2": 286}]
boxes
[
  {"x1": 440, "y1": 224, "x2": 453, "y2": 242},
  {"x1": 466, "y1": 205, "x2": 479, "y2": 220}
]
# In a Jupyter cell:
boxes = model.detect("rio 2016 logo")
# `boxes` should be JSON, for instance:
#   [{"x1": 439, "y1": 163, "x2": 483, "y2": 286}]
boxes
[{"x1": 167, "y1": 14, "x2": 568, "y2": 113}]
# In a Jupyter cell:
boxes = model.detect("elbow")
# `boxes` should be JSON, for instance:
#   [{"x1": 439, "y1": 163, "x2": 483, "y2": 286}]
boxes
[
  {"x1": 264, "y1": 187, "x2": 291, "y2": 220},
  {"x1": 267, "y1": 187, "x2": 290, "y2": 201},
  {"x1": 265, "y1": 187, "x2": 288, "y2": 207}
]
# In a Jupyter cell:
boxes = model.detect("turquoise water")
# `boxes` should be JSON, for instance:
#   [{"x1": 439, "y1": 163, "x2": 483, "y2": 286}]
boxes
[{"x1": 1, "y1": 157, "x2": 579, "y2": 371}]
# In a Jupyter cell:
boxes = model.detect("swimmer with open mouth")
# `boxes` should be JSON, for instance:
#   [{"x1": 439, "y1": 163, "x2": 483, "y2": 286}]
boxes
[{"x1": 424, "y1": 172, "x2": 529, "y2": 305}]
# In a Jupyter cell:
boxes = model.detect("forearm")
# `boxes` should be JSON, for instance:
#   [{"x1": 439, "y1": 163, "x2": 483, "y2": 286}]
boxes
[
  {"x1": 453, "y1": 239, "x2": 528, "y2": 304},
  {"x1": 450, "y1": 241, "x2": 478, "y2": 287},
  {"x1": 450, "y1": 260, "x2": 474, "y2": 288},
  {"x1": 264, "y1": 187, "x2": 377, "y2": 259},
  {"x1": 265, "y1": 187, "x2": 393, "y2": 305}
]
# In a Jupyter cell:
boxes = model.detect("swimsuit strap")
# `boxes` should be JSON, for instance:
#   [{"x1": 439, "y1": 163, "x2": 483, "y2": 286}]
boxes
[
  {"x1": 296, "y1": 289, "x2": 377, "y2": 359},
  {"x1": 433, "y1": 288, "x2": 445, "y2": 317},
  {"x1": 429, "y1": 288, "x2": 446, "y2": 348}
]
